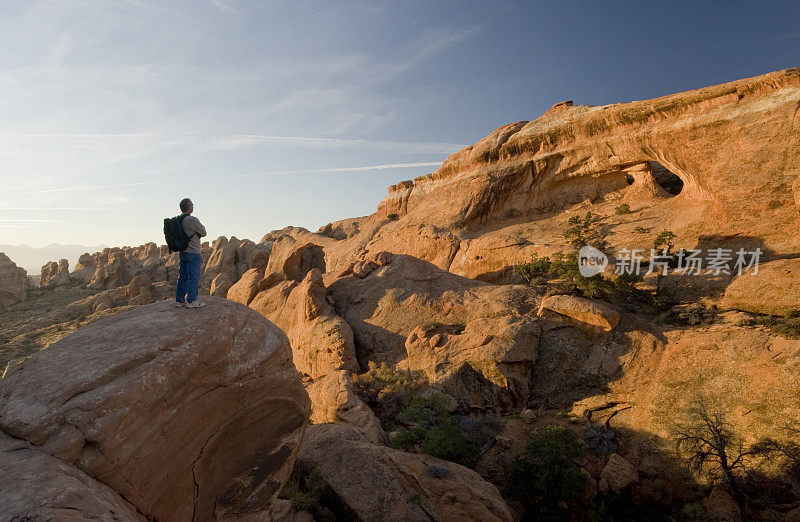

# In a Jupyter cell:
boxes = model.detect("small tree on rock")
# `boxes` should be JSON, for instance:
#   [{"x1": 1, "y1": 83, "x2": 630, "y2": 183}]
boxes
[{"x1": 671, "y1": 399, "x2": 769, "y2": 503}]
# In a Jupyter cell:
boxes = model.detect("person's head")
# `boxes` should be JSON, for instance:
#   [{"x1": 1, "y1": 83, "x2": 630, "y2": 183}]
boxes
[{"x1": 179, "y1": 198, "x2": 194, "y2": 214}]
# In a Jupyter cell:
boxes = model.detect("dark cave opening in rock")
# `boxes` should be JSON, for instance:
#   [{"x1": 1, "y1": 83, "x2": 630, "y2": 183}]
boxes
[{"x1": 649, "y1": 161, "x2": 684, "y2": 195}]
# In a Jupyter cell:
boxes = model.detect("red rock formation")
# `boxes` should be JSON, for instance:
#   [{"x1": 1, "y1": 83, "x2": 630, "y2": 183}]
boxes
[
  {"x1": 0, "y1": 254, "x2": 31, "y2": 309},
  {"x1": 324, "y1": 68, "x2": 800, "y2": 283},
  {"x1": 39, "y1": 258, "x2": 69, "y2": 287}
]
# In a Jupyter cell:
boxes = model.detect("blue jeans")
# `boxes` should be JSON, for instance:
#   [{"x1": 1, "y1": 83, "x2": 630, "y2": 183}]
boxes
[{"x1": 176, "y1": 252, "x2": 202, "y2": 303}]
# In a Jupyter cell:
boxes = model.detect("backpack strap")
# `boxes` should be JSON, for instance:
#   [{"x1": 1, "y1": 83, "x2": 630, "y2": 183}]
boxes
[{"x1": 178, "y1": 214, "x2": 199, "y2": 239}]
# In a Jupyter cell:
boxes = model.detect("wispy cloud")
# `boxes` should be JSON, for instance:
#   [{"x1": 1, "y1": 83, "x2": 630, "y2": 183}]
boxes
[
  {"x1": 378, "y1": 25, "x2": 483, "y2": 82},
  {"x1": 208, "y1": 0, "x2": 240, "y2": 15},
  {"x1": 0, "y1": 219, "x2": 70, "y2": 223},
  {"x1": 47, "y1": 33, "x2": 72, "y2": 68},
  {"x1": 0, "y1": 207, "x2": 132, "y2": 211},
  {"x1": 13, "y1": 180, "x2": 161, "y2": 196}
]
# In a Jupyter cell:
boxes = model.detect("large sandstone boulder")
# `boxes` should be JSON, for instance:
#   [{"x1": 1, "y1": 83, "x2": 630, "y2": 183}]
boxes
[
  {"x1": 71, "y1": 252, "x2": 97, "y2": 284},
  {"x1": 327, "y1": 254, "x2": 540, "y2": 367},
  {"x1": 599, "y1": 453, "x2": 639, "y2": 494},
  {"x1": 0, "y1": 253, "x2": 31, "y2": 309},
  {"x1": 538, "y1": 294, "x2": 621, "y2": 331},
  {"x1": 125, "y1": 273, "x2": 152, "y2": 306},
  {"x1": 361, "y1": 223, "x2": 461, "y2": 271},
  {"x1": 227, "y1": 266, "x2": 265, "y2": 305},
  {"x1": 531, "y1": 312, "x2": 666, "y2": 408},
  {"x1": 202, "y1": 237, "x2": 272, "y2": 295},
  {"x1": 305, "y1": 370, "x2": 386, "y2": 444},
  {"x1": 719, "y1": 258, "x2": 800, "y2": 317},
  {"x1": 401, "y1": 315, "x2": 540, "y2": 409},
  {"x1": 570, "y1": 323, "x2": 800, "y2": 446},
  {"x1": 296, "y1": 423, "x2": 512, "y2": 522},
  {"x1": 249, "y1": 268, "x2": 359, "y2": 380},
  {"x1": 0, "y1": 297, "x2": 310, "y2": 520},
  {"x1": 0, "y1": 431, "x2": 145, "y2": 520},
  {"x1": 202, "y1": 236, "x2": 238, "y2": 294},
  {"x1": 265, "y1": 235, "x2": 328, "y2": 282}
]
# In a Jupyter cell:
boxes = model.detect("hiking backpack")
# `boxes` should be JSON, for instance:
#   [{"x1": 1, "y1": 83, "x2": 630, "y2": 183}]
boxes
[{"x1": 163, "y1": 214, "x2": 193, "y2": 253}]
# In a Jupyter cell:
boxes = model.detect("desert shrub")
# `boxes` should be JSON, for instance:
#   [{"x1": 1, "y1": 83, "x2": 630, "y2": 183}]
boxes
[
  {"x1": 583, "y1": 422, "x2": 618, "y2": 455},
  {"x1": 290, "y1": 468, "x2": 330, "y2": 513},
  {"x1": 750, "y1": 314, "x2": 800, "y2": 338},
  {"x1": 516, "y1": 251, "x2": 650, "y2": 307},
  {"x1": 319, "y1": 222, "x2": 334, "y2": 237},
  {"x1": 614, "y1": 203, "x2": 632, "y2": 215},
  {"x1": 633, "y1": 226, "x2": 648, "y2": 233},
  {"x1": 420, "y1": 322, "x2": 465, "y2": 335},
  {"x1": 392, "y1": 390, "x2": 481, "y2": 468},
  {"x1": 653, "y1": 230, "x2": 677, "y2": 255},
  {"x1": 508, "y1": 424, "x2": 587, "y2": 521},
  {"x1": 769, "y1": 318, "x2": 800, "y2": 339},
  {"x1": 514, "y1": 253, "x2": 555, "y2": 285},
  {"x1": 660, "y1": 303, "x2": 718, "y2": 326},
  {"x1": 564, "y1": 211, "x2": 605, "y2": 248},
  {"x1": 418, "y1": 422, "x2": 480, "y2": 468},
  {"x1": 353, "y1": 362, "x2": 429, "y2": 423},
  {"x1": 651, "y1": 288, "x2": 676, "y2": 313},
  {"x1": 679, "y1": 502, "x2": 706, "y2": 520},
  {"x1": 387, "y1": 213, "x2": 400, "y2": 221}
]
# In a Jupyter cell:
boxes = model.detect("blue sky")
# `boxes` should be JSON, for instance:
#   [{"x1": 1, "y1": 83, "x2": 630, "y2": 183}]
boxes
[{"x1": 1, "y1": 0, "x2": 799, "y2": 248}]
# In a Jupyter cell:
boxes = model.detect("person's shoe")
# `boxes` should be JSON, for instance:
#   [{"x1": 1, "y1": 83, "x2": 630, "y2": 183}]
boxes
[
  {"x1": 174, "y1": 301, "x2": 185, "y2": 308},
  {"x1": 185, "y1": 300, "x2": 206, "y2": 309}
]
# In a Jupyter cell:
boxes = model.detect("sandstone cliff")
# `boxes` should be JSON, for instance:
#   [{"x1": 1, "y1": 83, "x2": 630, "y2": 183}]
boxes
[{"x1": 312, "y1": 68, "x2": 800, "y2": 286}]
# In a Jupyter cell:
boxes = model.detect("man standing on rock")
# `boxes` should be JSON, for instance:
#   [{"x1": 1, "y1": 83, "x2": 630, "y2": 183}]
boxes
[{"x1": 175, "y1": 198, "x2": 207, "y2": 308}]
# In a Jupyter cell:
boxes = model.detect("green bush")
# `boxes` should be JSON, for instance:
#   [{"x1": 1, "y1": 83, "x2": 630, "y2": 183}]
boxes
[
  {"x1": 391, "y1": 390, "x2": 480, "y2": 468},
  {"x1": 770, "y1": 318, "x2": 800, "y2": 339},
  {"x1": 419, "y1": 422, "x2": 479, "y2": 468},
  {"x1": 564, "y1": 211, "x2": 605, "y2": 248},
  {"x1": 319, "y1": 222, "x2": 334, "y2": 237},
  {"x1": 387, "y1": 213, "x2": 400, "y2": 221},
  {"x1": 514, "y1": 253, "x2": 555, "y2": 285},
  {"x1": 615, "y1": 203, "x2": 632, "y2": 215},
  {"x1": 508, "y1": 424, "x2": 587, "y2": 521},
  {"x1": 660, "y1": 303, "x2": 717, "y2": 326},
  {"x1": 754, "y1": 315, "x2": 800, "y2": 339},
  {"x1": 516, "y1": 251, "x2": 642, "y2": 305},
  {"x1": 353, "y1": 362, "x2": 429, "y2": 423},
  {"x1": 653, "y1": 230, "x2": 677, "y2": 255},
  {"x1": 290, "y1": 468, "x2": 329, "y2": 513},
  {"x1": 633, "y1": 226, "x2": 648, "y2": 233},
  {"x1": 420, "y1": 322, "x2": 465, "y2": 335}
]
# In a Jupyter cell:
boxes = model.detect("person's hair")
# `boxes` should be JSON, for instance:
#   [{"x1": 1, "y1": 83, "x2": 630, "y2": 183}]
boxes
[{"x1": 179, "y1": 198, "x2": 193, "y2": 213}]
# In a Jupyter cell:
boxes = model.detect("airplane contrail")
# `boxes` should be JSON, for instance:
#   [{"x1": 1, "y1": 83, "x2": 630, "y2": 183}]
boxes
[
  {"x1": 9, "y1": 162, "x2": 443, "y2": 195},
  {"x1": 211, "y1": 162, "x2": 443, "y2": 180}
]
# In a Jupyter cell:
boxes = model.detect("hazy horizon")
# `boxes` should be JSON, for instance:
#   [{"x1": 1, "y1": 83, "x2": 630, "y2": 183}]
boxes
[{"x1": 1, "y1": 0, "x2": 799, "y2": 249}]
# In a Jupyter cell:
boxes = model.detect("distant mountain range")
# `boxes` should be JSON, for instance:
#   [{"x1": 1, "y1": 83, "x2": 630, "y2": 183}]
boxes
[{"x1": 0, "y1": 244, "x2": 108, "y2": 275}]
